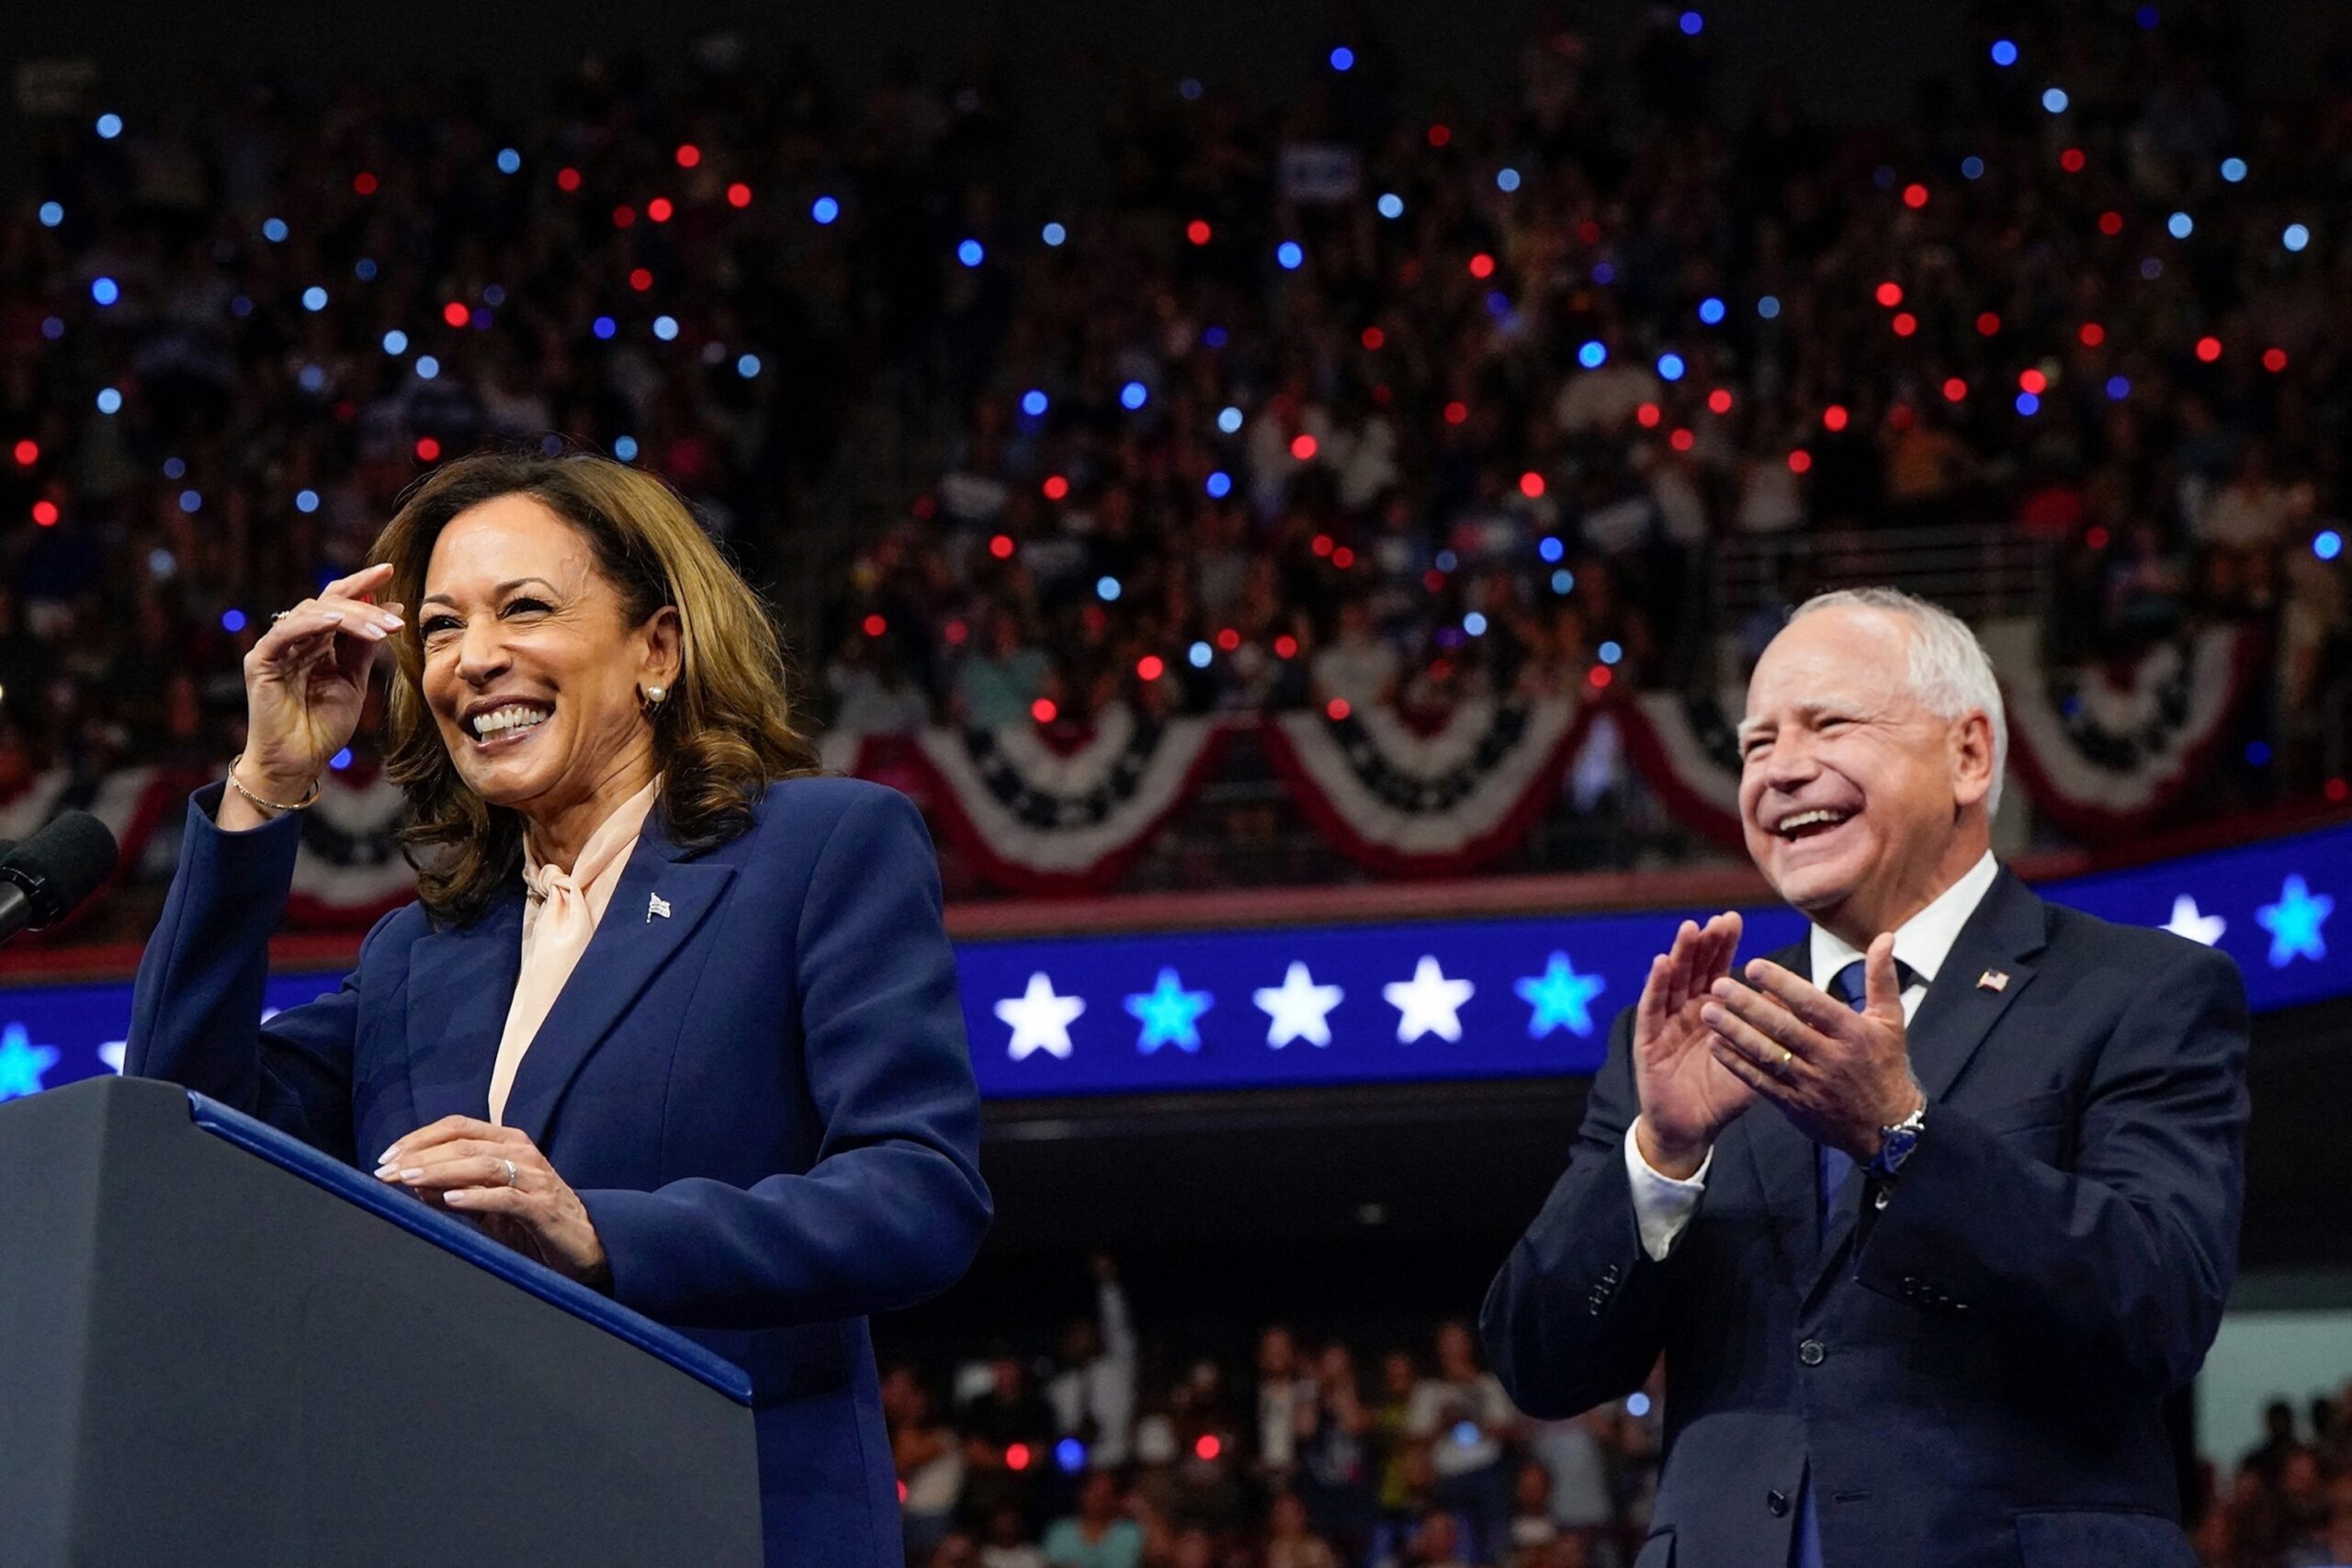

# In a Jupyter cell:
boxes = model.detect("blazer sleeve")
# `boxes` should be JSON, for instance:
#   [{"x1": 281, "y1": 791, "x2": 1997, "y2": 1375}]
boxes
[
  {"x1": 579, "y1": 787, "x2": 993, "y2": 1328},
  {"x1": 125, "y1": 783, "x2": 399, "y2": 1164},
  {"x1": 1480, "y1": 1004, "x2": 1675, "y2": 1418},
  {"x1": 1853, "y1": 941, "x2": 2248, "y2": 1393}
]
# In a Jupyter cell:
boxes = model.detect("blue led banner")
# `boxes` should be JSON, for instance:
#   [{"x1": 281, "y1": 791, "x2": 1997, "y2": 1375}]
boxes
[{"x1": 0, "y1": 822, "x2": 2343, "y2": 1105}]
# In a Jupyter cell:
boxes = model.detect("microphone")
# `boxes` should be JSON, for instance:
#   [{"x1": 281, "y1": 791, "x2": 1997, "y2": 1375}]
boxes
[{"x1": 0, "y1": 811, "x2": 120, "y2": 948}]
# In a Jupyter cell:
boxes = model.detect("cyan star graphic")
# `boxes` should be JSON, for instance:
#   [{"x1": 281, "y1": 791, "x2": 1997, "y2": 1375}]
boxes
[
  {"x1": 1515, "y1": 952, "x2": 1607, "y2": 1039},
  {"x1": 0, "y1": 1021, "x2": 61, "y2": 1101},
  {"x1": 1125, "y1": 968, "x2": 1214, "y2": 1053},
  {"x1": 2256, "y1": 874, "x2": 2333, "y2": 968}
]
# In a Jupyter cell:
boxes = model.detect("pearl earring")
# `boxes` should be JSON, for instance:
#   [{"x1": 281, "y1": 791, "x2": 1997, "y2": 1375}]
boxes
[{"x1": 643, "y1": 683, "x2": 667, "y2": 710}]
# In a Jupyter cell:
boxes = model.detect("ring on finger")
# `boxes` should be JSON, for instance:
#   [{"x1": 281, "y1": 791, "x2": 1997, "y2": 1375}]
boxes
[
  {"x1": 501, "y1": 1158, "x2": 518, "y2": 1188},
  {"x1": 271, "y1": 609, "x2": 295, "y2": 622},
  {"x1": 1778, "y1": 1046, "x2": 1794, "y2": 1076}
]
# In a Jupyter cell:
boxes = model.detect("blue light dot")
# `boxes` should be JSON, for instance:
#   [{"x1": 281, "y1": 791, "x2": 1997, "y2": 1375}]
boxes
[
  {"x1": 162, "y1": 457, "x2": 186, "y2": 479},
  {"x1": 1189, "y1": 641, "x2": 1213, "y2": 669},
  {"x1": 737, "y1": 353, "x2": 762, "y2": 378},
  {"x1": 1179, "y1": 78, "x2": 1203, "y2": 101},
  {"x1": 2220, "y1": 157, "x2": 2247, "y2": 184},
  {"x1": 1056, "y1": 1438, "x2": 1088, "y2": 1473},
  {"x1": 2167, "y1": 211, "x2": 2194, "y2": 240},
  {"x1": 652, "y1": 315, "x2": 679, "y2": 341},
  {"x1": 1205, "y1": 469, "x2": 1233, "y2": 498},
  {"x1": 1204, "y1": 325, "x2": 1228, "y2": 349},
  {"x1": 1277, "y1": 241, "x2": 1305, "y2": 271},
  {"x1": 2141, "y1": 256, "x2": 2165, "y2": 280},
  {"x1": 1577, "y1": 340, "x2": 1608, "y2": 368},
  {"x1": 1041, "y1": 220, "x2": 1067, "y2": 246},
  {"x1": 302, "y1": 286, "x2": 329, "y2": 311},
  {"x1": 1022, "y1": 389, "x2": 1049, "y2": 417},
  {"x1": 1679, "y1": 11, "x2": 1704, "y2": 36},
  {"x1": 1962, "y1": 155, "x2": 1985, "y2": 180},
  {"x1": 1121, "y1": 381, "x2": 1148, "y2": 411},
  {"x1": 1217, "y1": 405, "x2": 1244, "y2": 434},
  {"x1": 38, "y1": 201, "x2": 63, "y2": 227},
  {"x1": 483, "y1": 287, "x2": 506, "y2": 310},
  {"x1": 1551, "y1": 568, "x2": 1576, "y2": 594},
  {"x1": 1497, "y1": 167, "x2": 1521, "y2": 193},
  {"x1": 614, "y1": 435, "x2": 639, "y2": 461},
  {"x1": 1096, "y1": 576, "x2": 1122, "y2": 602},
  {"x1": 1657, "y1": 353, "x2": 1687, "y2": 381},
  {"x1": 2106, "y1": 375, "x2": 2132, "y2": 400},
  {"x1": 1329, "y1": 46, "x2": 1355, "y2": 72},
  {"x1": 41, "y1": 316, "x2": 64, "y2": 339},
  {"x1": 1464, "y1": 612, "x2": 1488, "y2": 636},
  {"x1": 295, "y1": 489, "x2": 320, "y2": 513},
  {"x1": 1758, "y1": 295, "x2": 1781, "y2": 320},
  {"x1": 956, "y1": 239, "x2": 985, "y2": 268},
  {"x1": 1873, "y1": 164, "x2": 1897, "y2": 190},
  {"x1": 1698, "y1": 297, "x2": 1725, "y2": 325},
  {"x1": 299, "y1": 363, "x2": 327, "y2": 392},
  {"x1": 95, "y1": 113, "x2": 122, "y2": 140},
  {"x1": 90, "y1": 276, "x2": 119, "y2": 306},
  {"x1": 2015, "y1": 390, "x2": 2041, "y2": 416},
  {"x1": 496, "y1": 148, "x2": 522, "y2": 175},
  {"x1": 2284, "y1": 223, "x2": 2311, "y2": 253},
  {"x1": 811, "y1": 196, "x2": 841, "y2": 225},
  {"x1": 1376, "y1": 192, "x2": 1405, "y2": 220},
  {"x1": 2135, "y1": 4, "x2": 2160, "y2": 27},
  {"x1": 382, "y1": 329, "x2": 409, "y2": 355},
  {"x1": 414, "y1": 355, "x2": 439, "y2": 380},
  {"x1": 96, "y1": 388, "x2": 121, "y2": 413},
  {"x1": 1435, "y1": 549, "x2": 1459, "y2": 573},
  {"x1": 1627, "y1": 1392, "x2": 1652, "y2": 1417},
  {"x1": 1539, "y1": 536, "x2": 1565, "y2": 563},
  {"x1": 1990, "y1": 39, "x2": 2018, "y2": 67},
  {"x1": 2315, "y1": 529, "x2": 2344, "y2": 562},
  {"x1": 1453, "y1": 1420, "x2": 1481, "y2": 1448},
  {"x1": 593, "y1": 315, "x2": 617, "y2": 340},
  {"x1": 220, "y1": 608, "x2": 247, "y2": 634},
  {"x1": 178, "y1": 490, "x2": 202, "y2": 514},
  {"x1": 2245, "y1": 740, "x2": 2272, "y2": 767},
  {"x1": 263, "y1": 217, "x2": 288, "y2": 243},
  {"x1": 1599, "y1": 640, "x2": 1623, "y2": 665},
  {"x1": 1591, "y1": 262, "x2": 1615, "y2": 286},
  {"x1": 330, "y1": 748, "x2": 354, "y2": 772},
  {"x1": 355, "y1": 258, "x2": 378, "y2": 281},
  {"x1": 1486, "y1": 290, "x2": 1511, "y2": 318},
  {"x1": 2042, "y1": 87, "x2": 2070, "y2": 115}
]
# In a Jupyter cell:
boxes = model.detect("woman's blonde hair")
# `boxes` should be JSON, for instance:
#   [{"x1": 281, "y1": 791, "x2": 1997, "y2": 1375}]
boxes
[{"x1": 368, "y1": 447, "x2": 820, "y2": 924}]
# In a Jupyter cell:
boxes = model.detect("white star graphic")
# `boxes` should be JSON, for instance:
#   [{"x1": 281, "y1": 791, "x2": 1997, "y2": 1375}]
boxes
[
  {"x1": 2162, "y1": 895, "x2": 2226, "y2": 946},
  {"x1": 1383, "y1": 955, "x2": 1476, "y2": 1044},
  {"x1": 1254, "y1": 963, "x2": 1345, "y2": 1048},
  {"x1": 995, "y1": 972, "x2": 1086, "y2": 1062},
  {"x1": 99, "y1": 1041, "x2": 127, "y2": 1074}
]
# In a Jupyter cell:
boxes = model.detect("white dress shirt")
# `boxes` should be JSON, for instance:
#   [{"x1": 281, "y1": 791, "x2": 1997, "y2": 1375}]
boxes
[{"x1": 1624, "y1": 851, "x2": 2001, "y2": 1260}]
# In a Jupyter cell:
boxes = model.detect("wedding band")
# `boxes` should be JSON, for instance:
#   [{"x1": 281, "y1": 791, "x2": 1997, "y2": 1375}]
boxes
[
  {"x1": 501, "y1": 1158, "x2": 518, "y2": 1187},
  {"x1": 1779, "y1": 1047, "x2": 1794, "y2": 1073}
]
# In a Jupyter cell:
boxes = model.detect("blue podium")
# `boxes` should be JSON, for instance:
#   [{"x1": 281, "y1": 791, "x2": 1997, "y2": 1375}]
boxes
[{"x1": 0, "y1": 1075, "x2": 763, "y2": 1567}]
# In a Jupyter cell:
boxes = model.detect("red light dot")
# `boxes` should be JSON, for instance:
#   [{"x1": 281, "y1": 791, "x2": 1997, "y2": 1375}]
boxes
[
  {"x1": 2263, "y1": 346, "x2": 2289, "y2": 373},
  {"x1": 1588, "y1": 664, "x2": 1614, "y2": 690},
  {"x1": 1006, "y1": 1444, "x2": 1031, "y2": 1472},
  {"x1": 2195, "y1": 336, "x2": 2222, "y2": 363},
  {"x1": 1577, "y1": 220, "x2": 1602, "y2": 246},
  {"x1": 12, "y1": 439, "x2": 37, "y2": 466},
  {"x1": 1892, "y1": 312, "x2": 1918, "y2": 337},
  {"x1": 557, "y1": 167, "x2": 582, "y2": 192},
  {"x1": 1326, "y1": 698, "x2": 1351, "y2": 721},
  {"x1": 1331, "y1": 546, "x2": 1355, "y2": 569},
  {"x1": 1635, "y1": 402, "x2": 1662, "y2": 428},
  {"x1": 1520, "y1": 470, "x2": 1546, "y2": 498},
  {"x1": 1942, "y1": 377, "x2": 1969, "y2": 402},
  {"x1": 1976, "y1": 311, "x2": 2002, "y2": 336},
  {"x1": 1902, "y1": 183, "x2": 1928, "y2": 209},
  {"x1": 628, "y1": 267, "x2": 654, "y2": 292},
  {"x1": 647, "y1": 197, "x2": 673, "y2": 223},
  {"x1": 2060, "y1": 147, "x2": 2086, "y2": 173},
  {"x1": 1196, "y1": 1435, "x2": 1223, "y2": 1461},
  {"x1": 898, "y1": 1481, "x2": 908, "y2": 1504},
  {"x1": 1668, "y1": 427, "x2": 1695, "y2": 452},
  {"x1": 862, "y1": 614, "x2": 887, "y2": 637},
  {"x1": 1443, "y1": 400, "x2": 1469, "y2": 426},
  {"x1": 1030, "y1": 699, "x2": 1057, "y2": 725},
  {"x1": 1138, "y1": 655, "x2": 1166, "y2": 682},
  {"x1": 944, "y1": 620, "x2": 969, "y2": 645},
  {"x1": 2098, "y1": 210, "x2": 2124, "y2": 236},
  {"x1": 1042, "y1": 475, "x2": 1070, "y2": 501},
  {"x1": 2018, "y1": 368, "x2": 2048, "y2": 394},
  {"x1": 1362, "y1": 326, "x2": 1385, "y2": 350},
  {"x1": 2325, "y1": 777, "x2": 2348, "y2": 803},
  {"x1": 1468, "y1": 253, "x2": 1496, "y2": 279},
  {"x1": 989, "y1": 533, "x2": 1014, "y2": 559},
  {"x1": 442, "y1": 301, "x2": 469, "y2": 328},
  {"x1": 1216, "y1": 627, "x2": 1240, "y2": 652},
  {"x1": 726, "y1": 182, "x2": 752, "y2": 209},
  {"x1": 1423, "y1": 569, "x2": 1447, "y2": 592},
  {"x1": 1186, "y1": 219, "x2": 1212, "y2": 245},
  {"x1": 1874, "y1": 281, "x2": 1904, "y2": 308},
  {"x1": 1707, "y1": 389, "x2": 1734, "y2": 414},
  {"x1": 1823, "y1": 405, "x2": 1850, "y2": 433},
  {"x1": 414, "y1": 437, "x2": 441, "y2": 462},
  {"x1": 2079, "y1": 322, "x2": 2105, "y2": 347},
  {"x1": 1787, "y1": 449, "x2": 1813, "y2": 474},
  {"x1": 1427, "y1": 124, "x2": 1451, "y2": 148},
  {"x1": 353, "y1": 172, "x2": 378, "y2": 196},
  {"x1": 1273, "y1": 635, "x2": 1298, "y2": 660},
  {"x1": 1290, "y1": 434, "x2": 1318, "y2": 460},
  {"x1": 2086, "y1": 525, "x2": 2110, "y2": 549},
  {"x1": 675, "y1": 143, "x2": 700, "y2": 168},
  {"x1": 31, "y1": 500, "x2": 60, "y2": 526},
  {"x1": 1312, "y1": 534, "x2": 1334, "y2": 558},
  {"x1": 613, "y1": 205, "x2": 636, "y2": 229}
]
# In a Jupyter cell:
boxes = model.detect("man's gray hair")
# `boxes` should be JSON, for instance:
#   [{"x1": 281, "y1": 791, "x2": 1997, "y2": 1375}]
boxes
[{"x1": 1789, "y1": 587, "x2": 2008, "y2": 818}]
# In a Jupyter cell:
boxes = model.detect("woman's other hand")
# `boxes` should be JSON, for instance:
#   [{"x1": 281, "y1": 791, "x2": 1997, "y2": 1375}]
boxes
[{"x1": 374, "y1": 1115, "x2": 611, "y2": 1288}]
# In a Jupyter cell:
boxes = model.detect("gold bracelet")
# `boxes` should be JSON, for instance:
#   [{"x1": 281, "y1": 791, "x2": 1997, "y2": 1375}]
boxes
[{"x1": 227, "y1": 754, "x2": 322, "y2": 815}]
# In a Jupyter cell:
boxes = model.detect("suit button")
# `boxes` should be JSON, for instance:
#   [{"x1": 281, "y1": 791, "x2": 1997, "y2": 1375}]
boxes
[
  {"x1": 1799, "y1": 1338, "x2": 1826, "y2": 1367},
  {"x1": 1768, "y1": 1489, "x2": 1790, "y2": 1517}
]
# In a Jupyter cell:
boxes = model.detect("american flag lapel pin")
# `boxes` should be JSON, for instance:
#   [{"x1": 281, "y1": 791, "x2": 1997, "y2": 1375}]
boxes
[
  {"x1": 647, "y1": 891, "x2": 672, "y2": 922},
  {"x1": 1977, "y1": 968, "x2": 2008, "y2": 992}
]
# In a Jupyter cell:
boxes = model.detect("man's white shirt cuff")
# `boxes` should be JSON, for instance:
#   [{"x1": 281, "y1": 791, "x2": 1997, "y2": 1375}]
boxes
[{"x1": 1625, "y1": 1118, "x2": 1712, "y2": 1261}]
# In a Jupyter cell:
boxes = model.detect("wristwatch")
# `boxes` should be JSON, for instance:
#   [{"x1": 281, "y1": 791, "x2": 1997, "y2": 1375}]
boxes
[{"x1": 1865, "y1": 1100, "x2": 1928, "y2": 1179}]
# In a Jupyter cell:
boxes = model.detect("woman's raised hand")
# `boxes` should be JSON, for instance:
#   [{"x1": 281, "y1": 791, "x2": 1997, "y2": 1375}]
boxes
[{"x1": 236, "y1": 561, "x2": 404, "y2": 802}]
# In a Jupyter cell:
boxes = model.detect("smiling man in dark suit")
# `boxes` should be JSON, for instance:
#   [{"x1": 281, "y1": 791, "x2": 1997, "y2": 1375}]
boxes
[{"x1": 1482, "y1": 588, "x2": 2248, "y2": 1568}]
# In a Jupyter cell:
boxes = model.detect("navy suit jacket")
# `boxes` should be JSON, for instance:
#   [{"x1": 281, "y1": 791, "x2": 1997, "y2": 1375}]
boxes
[
  {"x1": 1482, "y1": 869, "x2": 2247, "y2": 1568},
  {"x1": 129, "y1": 775, "x2": 992, "y2": 1568}
]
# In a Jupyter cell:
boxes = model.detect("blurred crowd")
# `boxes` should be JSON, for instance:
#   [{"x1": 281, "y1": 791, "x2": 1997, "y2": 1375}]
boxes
[
  {"x1": 2191, "y1": 1388, "x2": 2352, "y2": 1568},
  {"x1": 2, "y1": 3, "x2": 2349, "y2": 810}
]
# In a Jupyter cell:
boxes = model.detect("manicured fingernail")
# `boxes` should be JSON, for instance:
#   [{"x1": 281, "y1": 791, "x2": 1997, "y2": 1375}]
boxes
[
  {"x1": 359, "y1": 624, "x2": 385, "y2": 639},
  {"x1": 323, "y1": 611, "x2": 345, "y2": 623},
  {"x1": 379, "y1": 613, "x2": 402, "y2": 627},
  {"x1": 399, "y1": 1168, "x2": 424, "y2": 1181},
  {"x1": 443, "y1": 1190, "x2": 469, "y2": 1205},
  {"x1": 379, "y1": 1145, "x2": 400, "y2": 1164},
  {"x1": 373, "y1": 1163, "x2": 398, "y2": 1179}
]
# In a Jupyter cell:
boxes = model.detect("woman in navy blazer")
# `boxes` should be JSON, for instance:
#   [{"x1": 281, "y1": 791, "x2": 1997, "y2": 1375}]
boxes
[{"x1": 127, "y1": 449, "x2": 990, "y2": 1568}]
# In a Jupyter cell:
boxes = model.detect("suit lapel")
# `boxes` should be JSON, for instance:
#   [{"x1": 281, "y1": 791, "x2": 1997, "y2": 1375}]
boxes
[
  {"x1": 1740, "y1": 937, "x2": 1823, "y2": 1284},
  {"x1": 498, "y1": 806, "x2": 737, "y2": 1147},
  {"x1": 403, "y1": 888, "x2": 526, "y2": 1126}
]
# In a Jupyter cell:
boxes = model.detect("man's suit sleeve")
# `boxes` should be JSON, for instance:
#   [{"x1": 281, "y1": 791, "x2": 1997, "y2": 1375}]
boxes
[
  {"x1": 1480, "y1": 1005, "x2": 1675, "y2": 1418},
  {"x1": 1854, "y1": 941, "x2": 2247, "y2": 1393},
  {"x1": 581, "y1": 787, "x2": 993, "y2": 1327}
]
